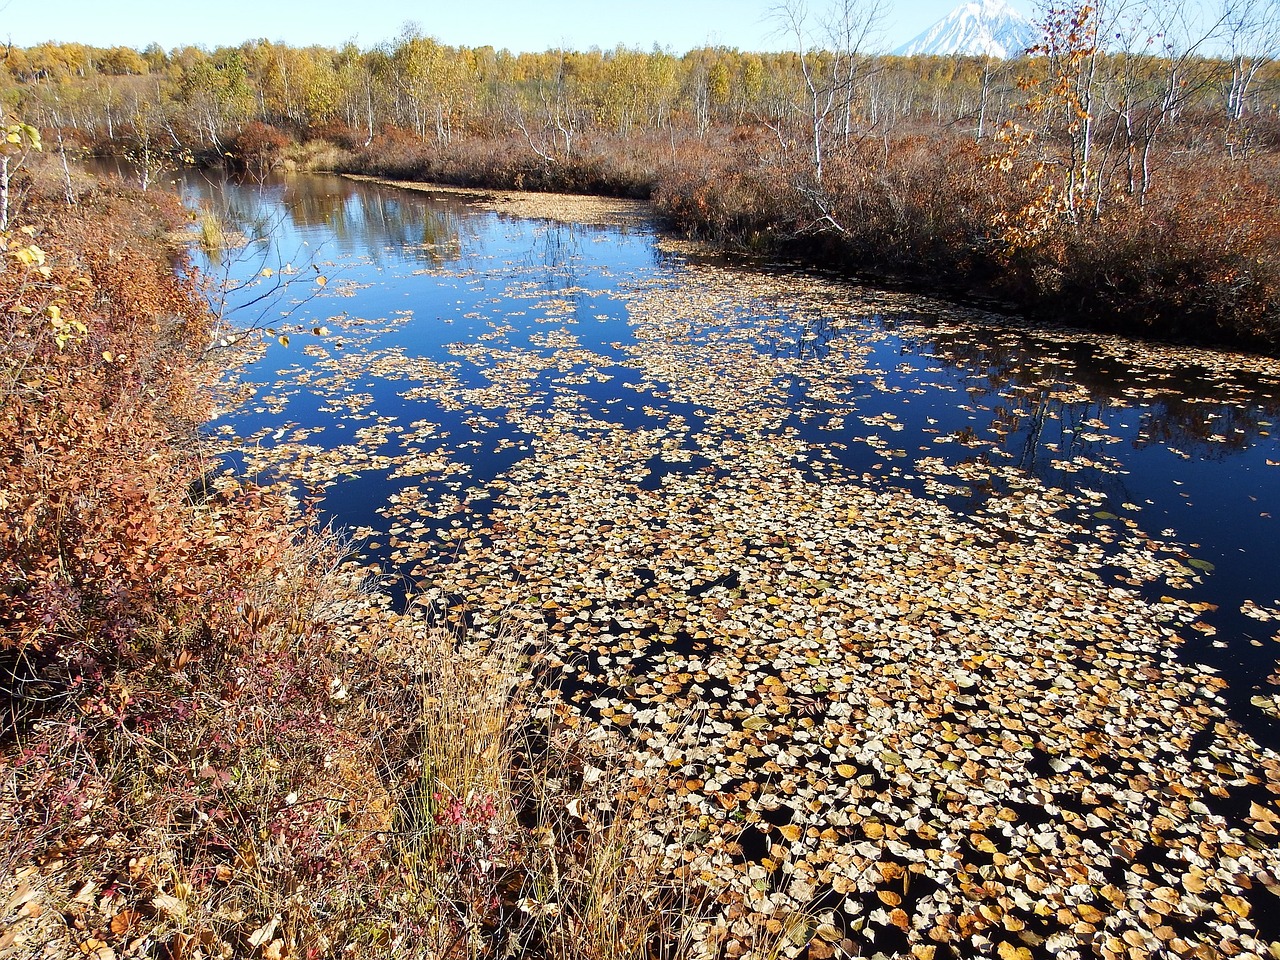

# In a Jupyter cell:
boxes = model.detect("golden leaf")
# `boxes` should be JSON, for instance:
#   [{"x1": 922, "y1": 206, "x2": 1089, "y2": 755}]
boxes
[
  {"x1": 997, "y1": 943, "x2": 1031, "y2": 960},
  {"x1": 110, "y1": 909, "x2": 141, "y2": 935},
  {"x1": 1077, "y1": 903, "x2": 1105, "y2": 923},
  {"x1": 1222, "y1": 894, "x2": 1250, "y2": 918}
]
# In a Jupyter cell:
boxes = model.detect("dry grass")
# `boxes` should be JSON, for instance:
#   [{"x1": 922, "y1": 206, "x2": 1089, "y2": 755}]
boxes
[
  {"x1": 359, "y1": 615, "x2": 726, "y2": 960},
  {"x1": 0, "y1": 562, "x2": 746, "y2": 960},
  {"x1": 510, "y1": 722, "x2": 698, "y2": 960},
  {"x1": 194, "y1": 209, "x2": 227, "y2": 261},
  {"x1": 282, "y1": 140, "x2": 350, "y2": 174}
]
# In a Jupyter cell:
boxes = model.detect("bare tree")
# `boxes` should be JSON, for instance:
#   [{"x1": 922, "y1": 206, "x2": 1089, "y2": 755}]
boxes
[
  {"x1": 508, "y1": 49, "x2": 579, "y2": 165},
  {"x1": 1094, "y1": 0, "x2": 1221, "y2": 208},
  {"x1": 772, "y1": 0, "x2": 885, "y2": 183},
  {"x1": 1220, "y1": 0, "x2": 1280, "y2": 150}
]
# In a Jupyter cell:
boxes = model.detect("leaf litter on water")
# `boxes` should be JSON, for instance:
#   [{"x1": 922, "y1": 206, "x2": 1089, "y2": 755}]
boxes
[{"x1": 208, "y1": 184, "x2": 1280, "y2": 960}]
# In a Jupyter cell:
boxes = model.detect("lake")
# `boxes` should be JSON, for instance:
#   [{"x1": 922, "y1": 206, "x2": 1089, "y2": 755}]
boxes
[{"x1": 188, "y1": 169, "x2": 1280, "y2": 958}]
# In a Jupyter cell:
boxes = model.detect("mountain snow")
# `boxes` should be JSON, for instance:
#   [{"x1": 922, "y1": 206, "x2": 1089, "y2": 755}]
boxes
[{"x1": 895, "y1": 0, "x2": 1039, "y2": 58}]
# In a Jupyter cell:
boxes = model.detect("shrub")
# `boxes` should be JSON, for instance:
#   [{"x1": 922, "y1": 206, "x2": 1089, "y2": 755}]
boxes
[{"x1": 228, "y1": 121, "x2": 290, "y2": 180}]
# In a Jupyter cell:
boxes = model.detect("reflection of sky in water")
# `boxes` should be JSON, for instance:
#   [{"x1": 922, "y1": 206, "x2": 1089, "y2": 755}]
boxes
[
  {"x1": 194, "y1": 172, "x2": 663, "y2": 539},
  {"x1": 193, "y1": 171, "x2": 1280, "y2": 746}
]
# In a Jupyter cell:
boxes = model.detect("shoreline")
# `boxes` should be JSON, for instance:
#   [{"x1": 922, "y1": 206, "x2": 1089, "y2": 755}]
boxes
[{"x1": 339, "y1": 172, "x2": 655, "y2": 228}]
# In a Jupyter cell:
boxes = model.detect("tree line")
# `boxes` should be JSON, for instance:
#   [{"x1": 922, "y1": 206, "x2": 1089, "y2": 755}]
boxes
[
  {"x1": 4, "y1": 0, "x2": 1279, "y2": 347},
  {"x1": 4, "y1": 6, "x2": 1277, "y2": 159}
]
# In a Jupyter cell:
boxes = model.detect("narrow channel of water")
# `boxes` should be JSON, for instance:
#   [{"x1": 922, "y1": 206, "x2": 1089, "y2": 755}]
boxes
[
  {"x1": 187, "y1": 169, "x2": 1280, "y2": 956},
  {"x1": 189, "y1": 171, "x2": 1280, "y2": 728}
]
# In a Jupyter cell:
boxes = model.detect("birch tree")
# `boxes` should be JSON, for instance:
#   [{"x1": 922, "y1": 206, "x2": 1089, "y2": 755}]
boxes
[{"x1": 773, "y1": 0, "x2": 884, "y2": 183}]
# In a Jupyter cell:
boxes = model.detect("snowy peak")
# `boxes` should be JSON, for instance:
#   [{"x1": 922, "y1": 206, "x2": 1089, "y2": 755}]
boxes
[{"x1": 895, "y1": 0, "x2": 1039, "y2": 58}]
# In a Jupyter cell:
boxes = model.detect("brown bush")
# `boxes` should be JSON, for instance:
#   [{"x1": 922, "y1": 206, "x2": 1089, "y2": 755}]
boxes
[
  {"x1": 227, "y1": 121, "x2": 290, "y2": 179},
  {"x1": 0, "y1": 162, "x2": 407, "y2": 956},
  {"x1": 655, "y1": 125, "x2": 1279, "y2": 349}
]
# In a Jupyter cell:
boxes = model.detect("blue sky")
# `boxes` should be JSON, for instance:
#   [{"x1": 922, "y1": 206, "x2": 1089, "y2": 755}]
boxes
[{"x1": 0, "y1": 0, "x2": 997, "y2": 54}]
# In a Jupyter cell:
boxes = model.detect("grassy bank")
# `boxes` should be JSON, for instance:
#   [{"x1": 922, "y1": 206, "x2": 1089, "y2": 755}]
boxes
[{"x1": 0, "y1": 162, "x2": 736, "y2": 960}]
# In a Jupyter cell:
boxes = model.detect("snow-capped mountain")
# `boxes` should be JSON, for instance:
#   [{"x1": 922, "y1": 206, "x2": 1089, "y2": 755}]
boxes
[{"x1": 895, "y1": 0, "x2": 1039, "y2": 58}]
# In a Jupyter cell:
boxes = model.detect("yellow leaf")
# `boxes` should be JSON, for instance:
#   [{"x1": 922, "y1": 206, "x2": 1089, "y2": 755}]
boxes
[
  {"x1": 14, "y1": 244, "x2": 45, "y2": 267},
  {"x1": 1222, "y1": 894, "x2": 1250, "y2": 918},
  {"x1": 779, "y1": 824, "x2": 802, "y2": 842}
]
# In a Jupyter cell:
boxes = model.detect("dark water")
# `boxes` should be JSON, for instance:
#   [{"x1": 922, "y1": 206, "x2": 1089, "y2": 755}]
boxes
[{"x1": 183, "y1": 170, "x2": 1280, "y2": 753}]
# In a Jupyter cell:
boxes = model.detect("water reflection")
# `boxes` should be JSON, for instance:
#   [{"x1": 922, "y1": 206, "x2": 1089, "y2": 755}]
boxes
[
  {"x1": 1132, "y1": 399, "x2": 1271, "y2": 459},
  {"x1": 286, "y1": 181, "x2": 473, "y2": 264},
  {"x1": 178, "y1": 170, "x2": 477, "y2": 270},
  {"x1": 921, "y1": 328, "x2": 1280, "y2": 462},
  {"x1": 511, "y1": 219, "x2": 588, "y2": 291},
  {"x1": 193, "y1": 169, "x2": 1280, "y2": 746}
]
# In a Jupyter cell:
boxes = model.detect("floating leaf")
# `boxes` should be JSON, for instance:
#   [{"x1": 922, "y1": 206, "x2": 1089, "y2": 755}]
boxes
[
  {"x1": 997, "y1": 943, "x2": 1032, "y2": 960},
  {"x1": 1222, "y1": 894, "x2": 1250, "y2": 918}
]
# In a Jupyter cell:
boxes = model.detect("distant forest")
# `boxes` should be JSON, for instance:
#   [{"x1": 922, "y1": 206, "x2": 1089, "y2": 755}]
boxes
[
  {"x1": 4, "y1": 0, "x2": 1279, "y2": 347},
  {"x1": 5, "y1": 28, "x2": 1276, "y2": 158}
]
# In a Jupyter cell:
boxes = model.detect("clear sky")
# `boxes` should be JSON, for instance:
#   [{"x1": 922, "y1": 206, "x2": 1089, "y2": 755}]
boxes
[{"x1": 0, "y1": 0, "x2": 1007, "y2": 55}]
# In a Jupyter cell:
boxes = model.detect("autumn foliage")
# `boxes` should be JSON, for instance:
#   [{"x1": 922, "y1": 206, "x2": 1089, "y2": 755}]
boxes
[
  {"x1": 0, "y1": 165, "x2": 289, "y2": 677},
  {"x1": 4, "y1": 21, "x2": 1280, "y2": 349},
  {"x1": 0, "y1": 159, "x2": 708, "y2": 959},
  {"x1": 0, "y1": 160, "x2": 381, "y2": 955}
]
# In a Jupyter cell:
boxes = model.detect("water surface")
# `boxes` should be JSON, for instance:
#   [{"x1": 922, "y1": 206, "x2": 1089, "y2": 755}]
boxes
[{"x1": 191, "y1": 170, "x2": 1280, "y2": 957}]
